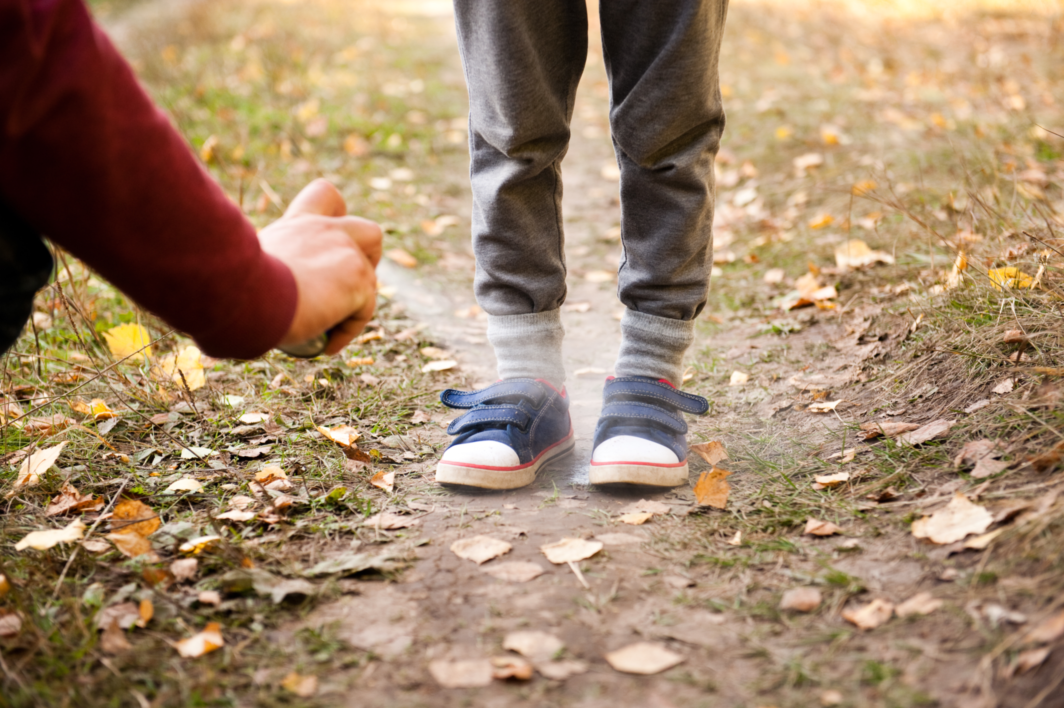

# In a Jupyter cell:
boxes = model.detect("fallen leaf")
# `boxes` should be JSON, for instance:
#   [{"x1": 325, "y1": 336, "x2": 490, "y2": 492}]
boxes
[
  {"x1": 1021, "y1": 609, "x2": 1064, "y2": 646},
  {"x1": 834, "y1": 240, "x2": 894, "y2": 271},
  {"x1": 107, "y1": 532, "x2": 154, "y2": 559},
  {"x1": 254, "y1": 466, "x2": 288, "y2": 484},
  {"x1": 174, "y1": 622, "x2": 224, "y2": 658},
  {"x1": 896, "y1": 419, "x2": 954, "y2": 446},
  {"x1": 807, "y1": 400, "x2": 843, "y2": 413},
  {"x1": 216, "y1": 509, "x2": 256, "y2": 522},
  {"x1": 422, "y1": 359, "x2": 458, "y2": 373},
  {"x1": 620, "y1": 499, "x2": 671, "y2": 515},
  {"x1": 171, "y1": 558, "x2": 198, "y2": 582},
  {"x1": 895, "y1": 592, "x2": 943, "y2": 618},
  {"x1": 81, "y1": 539, "x2": 111, "y2": 553},
  {"x1": 690, "y1": 441, "x2": 728, "y2": 465},
  {"x1": 363, "y1": 512, "x2": 418, "y2": 530},
  {"x1": 100, "y1": 619, "x2": 132, "y2": 654},
  {"x1": 103, "y1": 323, "x2": 152, "y2": 361},
  {"x1": 45, "y1": 482, "x2": 103, "y2": 516},
  {"x1": 804, "y1": 518, "x2": 842, "y2": 536},
  {"x1": 808, "y1": 213, "x2": 835, "y2": 229},
  {"x1": 0, "y1": 612, "x2": 22, "y2": 637},
  {"x1": 94, "y1": 602, "x2": 143, "y2": 631},
  {"x1": 763, "y1": 268, "x2": 786, "y2": 284},
  {"x1": 813, "y1": 472, "x2": 850, "y2": 490},
  {"x1": 22, "y1": 414, "x2": 78, "y2": 436},
  {"x1": 1030, "y1": 440, "x2": 1064, "y2": 473},
  {"x1": 0, "y1": 574, "x2": 9, "y2": 598},
  {"x1": 694, "y1": 467, "x2": 732, "y2": 509},
  {"x1": 793, "y1": 152, "x2": 824, "y2": 172},
  {"x1": 605, "y1": 642, "x2": 684, "y2": 675},
  {"x1": 619, "y1": 512, "x2": 654, "y2": 525},
  {"x1": 992, "y1": 378, "x2": 1014, "y2": 395},
  {"x1": 370, "y1": 470, "x2": 395, "y2": 492},
  {"x1": 16, "y1": 518, "x2": 86, "y2": 551},
  {"x1": 12, "y1": 442, "x2": 67, "y2": 493},
  {"x1": 138, "y1": 599, "x2": 153, "y2": 626},
  {"x1": 824, "y1": 448, "x2": 856, "y2": 464},
  {"x1": 953, "y1": 439, "x2": 1007, "y2": 479},
  {"x1": 540, "y1": 538, "x2": 603, "y2": 565},
  {"x1": 451, "y1": 536, "x2": 512, "y2": 564},
  {"x1": 729, "y1": 371, "x2": 749, "y2": 386},
  {"x1": 179, "y1": 535, "x2": 222, "y2": 555},
  {"x1": 428, "y1": 659, "x2": 493, "y2": 688},
  {"x1": 180, "y1": 446, "x2": 214, "y2": 460},
  {"x1": 163, "y1": 477, "x2": 204, "y2": 495},
  {"x1": 385, "y1": 248, "x2": 418, "y2": 268},
  {"x1": 860, "y1": 421, "x2": 920, "y2": 440},
  {"x1": 281, "y1": 673, "x2": 318, "y2": 697},
  {"x1": 239, "y1": 412, "x2": 268, "y2": 424},
  {"x1": 89, "y1": 399, "x2": 117, "y2": 421},
  {"x1": 780, "y1": 587, "x2": 822, "y2": 612},
  {"x1": 537, "y1": 660, "x2": 589, "y2": 680},
  {"x1": 842, "y1": 599, "x2": 895, "y2": 630},
  {"x1": 726, "y1": 530, "x2": 742, "y2": 546},
  {"x1": 911, "y1": 492, "x2": 993, "y2": 544},
  {"x1": 317, "y1": 425, "x2": 361, "y2": 447},
  {"x1": 111, "y1": 499, "x2": 160, "y2": 537},
  {"x1": 503, "y1": 631, "x2": 565, "y2": 663},
  {"x1": 989, "y1": 267, "x2": 1034, "y2": 291},
  {"x1": 1011, "y1": 648, "x2": 1051, "y2": 676},
  {"x1": 491, "y1": 656, "x2": 534, "y2": 680},
  {"x1": 481, "y1": 561, "x2": 545, "y2": 583}
]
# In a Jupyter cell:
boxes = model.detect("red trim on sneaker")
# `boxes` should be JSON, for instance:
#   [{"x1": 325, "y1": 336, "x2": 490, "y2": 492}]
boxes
[
  {"x1": 442, "y1": 428, "x2": 575, "y2": 471},
  {"x1": 589, "y1": 458, "x2": 688, "y2": 468},
  {"x1": 657, "y1": 378, "x2": 676, "y2": 388}
]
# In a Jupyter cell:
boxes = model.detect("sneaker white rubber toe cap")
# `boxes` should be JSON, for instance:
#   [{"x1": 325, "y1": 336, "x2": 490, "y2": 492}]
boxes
[
  {"x1": 591, "y1": 435, "x2": 679, "y2": 465},
  {"x1": 440, "y1": 440, "x2": 520, "y2": 468},
  {"x1": 589, "y1": 435, "x2": 688, "y2": 487}
]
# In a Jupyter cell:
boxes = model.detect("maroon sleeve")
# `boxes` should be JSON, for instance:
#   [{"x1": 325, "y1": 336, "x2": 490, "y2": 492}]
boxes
[{"x1": 0, "y1": 0, "x2": 298, "y2": 359}]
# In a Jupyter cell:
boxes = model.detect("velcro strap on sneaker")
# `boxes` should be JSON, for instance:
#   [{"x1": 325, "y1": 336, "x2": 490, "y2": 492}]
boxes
[
  {"x1": 598, "y1": 401, "x2": 688, "y2": 434},
  {"x1": 604, "y1": 377, "x2": 709, "y2": 415},
  {"x1": 447, "y1": 405, "x2": 533, "y2": 435},
  {"x1": 440, "y1": 379, "x2": 546, "y2": 410}
]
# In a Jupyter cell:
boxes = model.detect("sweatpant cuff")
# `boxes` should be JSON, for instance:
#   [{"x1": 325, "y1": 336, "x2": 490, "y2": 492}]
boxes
[
  {"x1": 486, "y1": 310, "x2": 566, "y2": 388},
  {"x1": 615, "y1": 309, "x2": 695, "y2": 386}
]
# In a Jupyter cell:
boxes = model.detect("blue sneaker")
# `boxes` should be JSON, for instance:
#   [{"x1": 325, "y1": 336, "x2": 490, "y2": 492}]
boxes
[
  {"x1": 589, "y1": 376, "x2": 709, "y2": 486},
  {"x1": 435, "y1": 379, "x2": 576, "y2": 489}
]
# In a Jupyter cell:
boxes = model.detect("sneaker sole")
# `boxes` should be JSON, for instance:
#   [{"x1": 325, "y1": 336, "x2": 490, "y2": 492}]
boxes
[
  {"x1": 588, "y1": 460, "x2": 690, "y2": 487},
  {"x1": 435, "y1": 431, "x2": 576, "y2": 490}
]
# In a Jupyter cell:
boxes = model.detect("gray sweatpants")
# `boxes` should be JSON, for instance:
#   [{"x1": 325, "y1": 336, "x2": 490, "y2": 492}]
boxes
[{"x1": 453, "y1": 0, "x2": 729, "y2": 387}]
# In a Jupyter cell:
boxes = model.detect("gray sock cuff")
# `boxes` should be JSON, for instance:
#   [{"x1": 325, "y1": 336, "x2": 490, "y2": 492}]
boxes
[
  {"x1": 615, "y1": 309, "x2": 695, "y2": 385},
  {"x1": 486, "y1": 310, "x2": 566, "y2": 387}
]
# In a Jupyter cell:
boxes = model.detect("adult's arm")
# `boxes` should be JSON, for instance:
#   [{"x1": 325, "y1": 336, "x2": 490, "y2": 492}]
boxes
[{"x1": 0, "y1": 0, "x2": 297, "y2": 359}]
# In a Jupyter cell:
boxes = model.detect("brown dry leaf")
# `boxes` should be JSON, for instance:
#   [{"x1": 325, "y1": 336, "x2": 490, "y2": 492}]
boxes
[
  {"x1": 0, "y1": 574, "x2": 9, "y2": 598},
  {"x1": 912, "y1": 492, "x2": 993, "y2": 544},
  {"x1": 605, "y1": 642, "x2": 684, "y2": 675},
  {"x1": 216, "y1": 509, "x2": 256, "y2": 522},
  {"x1": 842, "y1": 599, "x2": 895, "y2": 630},
  {"x1": 281, "y1": 673, "x2": 318, "y2": 697},
  {"x1": 618, "y1": 512, "x2": 654, "y2": 525},
  {"x1": 1002, "y1": 329, "x2": 1027, "y2": 344},
  {"x1": 954, "y1": 439, "x2": 1007, "y2": 479},
  {"x1": 138, "y1": 599, "x2": 153, "y2": 626},
  {"x1": 0, "y1": 612, "x2": 22, "y2": 638},
  {"x1": 694, "y1": 467, "x2": 732, "y2": 509},
  {"x1": 15, "y1": 518, "x2": 86, "y2": 551},
  {"x1": 94, "y1": 602, "x2": 141, "y2": 630},
  {"x1": 428, "y1": 659, "x2": 493, "y2": 688},
  {"x1": 895, "y1": 592, "x2": 943, "y2": 618},
  {"x1": 860, "y1": 421, "x2": 920, "y2": 440},
  {"x1": 171, "y1": 558, "x2": 198, "y2": 582},
  {"x1": 111, "y1": 498, "x2": 160, "y2": 537},
  {"x1": 964, "y1": 528, "x2": 1005, "y2": 550},
  {"x1": 45, "y1": 482, "x2": 103, "y2": 516},
  {"x1": 254, "y1": 466, "x2": 287, "y2": 484},
  {"x1": 422, "y1": 360, "x2": 458, "y2": 373},
  {"x1": 22, "y1": 414, "x2": 77, "y2": 436},
  {"x1": 804, "y1": 518, "x2": 842, "y2": 536},
  {"x1": 100, "y1": 619, "x2": 132, "y2": 655},
  {"x1": 11, "y1": 442, "x2": 67, "y2": 493},
  {"x1": 834, "y1": 240, "x2": 894, "y2": 271},
  {"x1": 450, "y1": 536, "x2": 512, "y2": 565},
  {"x1": 691, "y1": 441, "x2": 728, "y2": 465},
  {"x1": 992, "y1": 378, "x2": 1014, "y2": 395},
  {"x1": 491, "y1": 656, "x2": 534, "y2": 681},
  {"x1": 503, "y1": 631, "x2": 565, "y2": 663},
  {"x1": 807, "y1": 400, "x2": 843, "y2": 413},
  {"x1": 370, "y1": 470, "x2": 395, "y2": 493},
  {"x1": 1011, "y1": 648, "x2": 1051, "y2": 676},
  {"x1": 537, "y1": 659, "x2": 589, "y2": 680},
  {"x1": 813, "y1": 472, "x2": 850, "y2": 489},
  {"x1": 726, "y1": 530, "x2": 742, "y2": 546},
  {"x1": 728, "y1": 371, "x2": 749, "y2": 386},
  {"x1": 780, "y1": 587, "x2": 822, "y2": 612},
  {"x1": 107, "y1": 532, "x2": 154, "y2": 559},
  {"x1": 163, "y1": 477, "x2": 204, "y2": 495},
  {"x1": 81, "y1": 539, "x2": 111, "y2": 554},
  {"x1": 174, "y1": 622, "x2": 224, "y2": 658},
  {"x1": 896, "y1": 419, "x2": 954, "y2": 446},
  {"x1": 481, "y1": 561, "x2": 545, "y2": 583},
  {"x1": 1030, "y1": 440, "x2": 1064, "y2": 473},
  {"x1": 317, "y1": 425, "x2": 361, "y2": 447},
  {"x1": 1022, "y1": 609, "x2": 1064, "y2": 646},
  {"x1": 385, "y1": 248, "x2": 418, "y2": 268},
  {"x1": 540, "y1": 538, "x2": 603, "y2": 565},
  {"x1": 363, "y1": 512, "x2": 419, "y2": 530},
  {"x1": 621, "y1": 499, "x2": 671, "y2": 515}
]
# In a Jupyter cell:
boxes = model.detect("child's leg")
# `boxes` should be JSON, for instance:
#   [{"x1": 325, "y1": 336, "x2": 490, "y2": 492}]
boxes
[
  {"x1": 452, "y1": 0, "x2": 589, "y2": 389},
  {"x1": 599, "y1": 0, "x2": 729, "y2": 386}
]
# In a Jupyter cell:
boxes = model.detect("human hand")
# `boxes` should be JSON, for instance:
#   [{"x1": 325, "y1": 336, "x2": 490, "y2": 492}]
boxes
[{"x1": 259, "y1": 179, "x2": 382, "y2": 355}]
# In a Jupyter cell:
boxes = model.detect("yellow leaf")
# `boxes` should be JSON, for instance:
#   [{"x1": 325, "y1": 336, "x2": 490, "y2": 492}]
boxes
[
  {"x1": 199, "y1": 135, "x2": 218, "y2": 163},
  {"x1": 12, "y1": 442, "x2": 67, "y2": 492},
  {"x1": 111, "y1": 498, "x2": 160, "y2": 537},
  {"x1": 988, "y1": 267, "x2": 1035, "y2": 291},
  {"x1": 808, "y1": 214, "x2": 834, "y2": 229},
  {"x1": 834, "y1": 239, "x2": 894, "y2": 270},
  {"x1": 694, "y1": 467, "x2": 732, "y2": 509},
  {"x1": 281, "y1": 673, "x2": 318, "y2": 698},
  {"x1": 946, "y1": 251, "x2": 968, "y2": 289},
  {"x1": 15, "y1": 519, "x2": 86, "y2": 551},
  {"x1": 317, "y1": 425, "x2": 361, "y2": 447},
  {"x1": 107, "y1": 532, "x2": 154, "y2": 559},
  {"x1": 729, "y1": 371, "x2": 748, "y2": 386},
  {"x1": 153, "y1": 346, "x2": 205, "y2": 391},
  {"x1": 69, "y1": 398, "x2": 92, "y2": 416},
  {"x1": 0, "y1": 575, "x2": 9, "y2": 598},
  {"x1": 385, "y1": 248, "x2": 418, "y2": 268},
  {"x1": 179, "y1": 535, "x2": 222, "y2": 555},
  {"x1": 174, "y1": 622, "x2": 224, "y2": 658},
  {"x1": 775, "y1": 126, "x2": 793, "y2": 140},
  {"x1": 254, "y1": 465, "x2": 288, "y2": 484},
  {"x1": 103, "y1": 324, "x2": 152, "y2": 362},
  {"x1": 851, "y1": 180, "x2": 877, "y2": 195},
  {"x1": 90, "y1": 399, "x2": 117, "y2": 421},
  {"x1": 690, "y1": 441, "x2": 728, "y2": 466},
  {"x1": 343, "y1": 134, "x2": 369, "y2": 157},
  {"x1": 619, "y1": 512, "x2": 654, "y2": 525}
]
